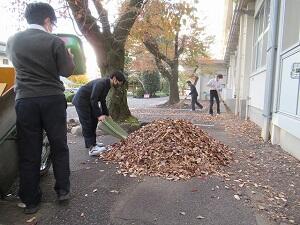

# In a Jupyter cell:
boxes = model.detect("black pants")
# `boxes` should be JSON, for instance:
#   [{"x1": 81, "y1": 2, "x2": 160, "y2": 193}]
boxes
[
  {"x1": 209, "y1": 90, "x2": 220, "y2": 115},
  {"x1": 15, "y1": 95, "x2": 70, "y2": 206},
  {"x1": 191, "y1": 95, "x2": 203, "y2": 111},
  {"x1": 74, "y1": 104, "x2": 98, "y2": 148}
]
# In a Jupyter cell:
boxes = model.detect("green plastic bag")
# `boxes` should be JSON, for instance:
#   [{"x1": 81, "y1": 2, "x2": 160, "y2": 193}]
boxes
[
  {"x1": 101, "y1": 117, "x2": 128, "y2": 140},
  {"x1": 56, "y1": 34, "x2": 86, "y2": 75}
]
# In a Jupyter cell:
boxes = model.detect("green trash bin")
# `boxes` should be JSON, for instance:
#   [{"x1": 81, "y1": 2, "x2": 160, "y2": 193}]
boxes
[{"x1": 56, "y1": 34, "x2": 86, "y2": 75}]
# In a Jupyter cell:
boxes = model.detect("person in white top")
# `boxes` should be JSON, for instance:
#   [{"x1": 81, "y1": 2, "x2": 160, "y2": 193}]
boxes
[{"x1": 207, "y1": 74, "x2": 223, "y2": 115}]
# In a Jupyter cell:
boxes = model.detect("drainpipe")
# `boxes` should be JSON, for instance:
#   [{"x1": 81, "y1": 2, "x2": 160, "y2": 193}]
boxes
[{"x1": 261, "y1": 0, "x2": 279, "y2": 141}]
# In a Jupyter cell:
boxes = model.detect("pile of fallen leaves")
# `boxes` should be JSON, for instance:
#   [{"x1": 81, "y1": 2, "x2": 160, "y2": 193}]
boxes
[{"x1": 102, "y1": 119, "x2": 232, "y2": 180}]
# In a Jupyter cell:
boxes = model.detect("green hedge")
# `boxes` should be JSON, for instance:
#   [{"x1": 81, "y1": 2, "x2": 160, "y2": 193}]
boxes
[{"x1": 134, "y1": 87, "x2": 145, "y2": 98}]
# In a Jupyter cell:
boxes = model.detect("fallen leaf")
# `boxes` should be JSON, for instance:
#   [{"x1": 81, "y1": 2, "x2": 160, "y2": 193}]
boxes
[
  {"x1": 17, "y1": 202, "x2": 26, "y2": 208},
  {"x1": 196, "y1": 215, "x2": 205, "y2": 219},
  {"x1": 26, "y1": 217, "x2": 36, "y2": 223},
  {"x1": 129, "y1": 174, "x2": 137, "y2": 178},
  {"x1": 234, "y1": 195, "x2": 241, "y2": 200}
]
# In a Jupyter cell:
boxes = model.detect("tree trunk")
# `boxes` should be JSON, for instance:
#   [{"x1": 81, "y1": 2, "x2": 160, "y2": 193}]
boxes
[
  {"x1": 168, "y1": 76, "x2": 180, "y2": 104},
  {"x1": 106, "y1": 84, "x2": 131, "y2": 121},
  {"x1": 66, "y1": 0, "x2": 144, "y2": 122},
  {"x1": 95, "y1": 44, "x2": 131, "y2": 121},
  {"x1": 167, "y1": 61, "x2": 180, "y2": 104}
]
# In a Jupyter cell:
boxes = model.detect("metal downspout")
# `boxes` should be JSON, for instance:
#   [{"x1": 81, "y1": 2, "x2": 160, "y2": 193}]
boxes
[{"x1": 262, "y1": 0, "x2": 279, "y2": 140}]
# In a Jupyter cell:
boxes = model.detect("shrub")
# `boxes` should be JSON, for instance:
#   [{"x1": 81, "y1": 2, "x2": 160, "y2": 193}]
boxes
[
  {"x1": 141, "y1": 71, "x2": 160, "y2": 97},
  {"x1": 65, "y1": 91, "x2": 75, "y2": 102},
  {"x1": 134, "y1": 87, "x2": 145, "y2": 98},
  {"x1": 68, "y1": 74, "x2": 89, "y2": 85},
  {"x1": 160, "y1": 78, "x2": 170, "y2": 96}
]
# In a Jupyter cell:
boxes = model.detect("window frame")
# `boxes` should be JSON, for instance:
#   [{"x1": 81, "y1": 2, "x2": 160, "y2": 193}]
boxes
[
  {"x1": 252, "y1": 0, "x2": 270, "y2": 72},
  {"x1": 2, "y1": 58, "x2": 9, "y2": 65}
]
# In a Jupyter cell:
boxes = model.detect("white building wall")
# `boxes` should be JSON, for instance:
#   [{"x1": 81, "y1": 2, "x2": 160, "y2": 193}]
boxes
[
  {"x1": 247, "y1": 0, "x2": 270, "y2": 127},
  {"x1": 223, "y1": 54, "x2": 236, "y2": 111},
  {"x1": 249, "y1": 71, "x2": 266, "y2": 110},
  {"x1": 230, "y1": 3, "x2": 255, "y2": 119},
  {"x1": 225, "y1": 0, "x2": 300, "y2": 159},
  {"x1": 270, "y1": 0, "x2": 300, "y2": 159}
]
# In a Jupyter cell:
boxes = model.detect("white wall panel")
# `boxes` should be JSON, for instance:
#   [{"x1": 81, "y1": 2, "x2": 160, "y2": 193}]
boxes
[
  {"x1": 278, "y1": 50, "x2": 300, "y2": 115},
  {"x1": 249, "y1": 72, "x2": 266, "y2": 109}
]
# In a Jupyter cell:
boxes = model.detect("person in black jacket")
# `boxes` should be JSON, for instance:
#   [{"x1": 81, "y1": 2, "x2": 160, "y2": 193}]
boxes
[
  {"x1": 6, "y1": 3, "x2": 74, "y2": 214},
  {"x1": 72, "y1": 71, "x2": 126, "y2": 156},
  {"x1": 187, "y1": 81, "x2": 203, "y2": 111}
]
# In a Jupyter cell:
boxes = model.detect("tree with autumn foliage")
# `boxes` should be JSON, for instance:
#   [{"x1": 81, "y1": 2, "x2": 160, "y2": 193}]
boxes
[
  {"x1": 128, "y1": 0, "x2": 213, "y2": 105},
  {"x1": 7, "y1": 0, "x2": 146, "y2": 121},
  {"x1": 65, "y1": 0, "x2": 148, "y2": 121}
]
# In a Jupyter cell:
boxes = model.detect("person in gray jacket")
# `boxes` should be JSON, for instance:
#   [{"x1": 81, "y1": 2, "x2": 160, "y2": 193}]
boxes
[{"x1": 6, "y1": 2, "x2": 74, "y2": 214}]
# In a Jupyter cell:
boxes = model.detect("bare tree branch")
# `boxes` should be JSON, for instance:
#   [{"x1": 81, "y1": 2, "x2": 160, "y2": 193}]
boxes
[
  {"x1": 113, "y1": 0, "x2": 144, "y2": 46},
  {"x1": 66, "y1": 0, "x2": 103, "y2": 40},
  {"x1": 143, "y1": 37, "x2": 174, "y2": 66},
  {"x1": 154, "y1": 58, "x2": 171, "y2": 79},
  {"x1": 177, "y1": 35, "x2": 187, "y2": 57},
  {"x1": 92, "y1": 0, "x2": 111, "y2": 35}
]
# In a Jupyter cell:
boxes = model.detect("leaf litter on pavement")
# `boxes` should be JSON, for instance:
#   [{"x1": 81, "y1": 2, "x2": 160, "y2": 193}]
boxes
[
  {"x1": 128, "y1": 106, "x2": 300, "y2": 224},
  {"x1": 101, "y1": 119, "x2": 232, "y2": 180}
]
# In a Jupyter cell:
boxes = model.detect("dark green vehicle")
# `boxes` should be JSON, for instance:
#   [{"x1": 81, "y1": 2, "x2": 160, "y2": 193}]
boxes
[{"x1": 0, "y1": 73, "x2": 52, "y2": 197}]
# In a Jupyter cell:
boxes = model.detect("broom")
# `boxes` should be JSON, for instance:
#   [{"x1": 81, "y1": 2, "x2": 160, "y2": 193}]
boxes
[
  {"x1": 178, "y1": 95, "x2": 188, "y2": 109},
  {"x1": 217, "y1": 90, "x2": 231, "y2": 113}
]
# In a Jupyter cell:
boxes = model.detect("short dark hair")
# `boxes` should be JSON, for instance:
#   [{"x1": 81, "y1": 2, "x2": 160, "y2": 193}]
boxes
[
  {"x1": 186, "y1": 81, "x2": 192, "y2": 84},
  {"x1": 25, "y1": 3, "x2": 57, "y2": 26},
  {"x1": 217, "y1": 74, "x2": 223, "y2": 79},
  {"x1": 110, "y1": 71, "x2": 126, "y2": 83}
]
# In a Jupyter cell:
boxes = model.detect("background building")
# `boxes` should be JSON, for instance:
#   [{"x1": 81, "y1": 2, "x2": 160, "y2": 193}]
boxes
[{"x1": 0, "y1": 42, "x2": 11, "y2": 67}]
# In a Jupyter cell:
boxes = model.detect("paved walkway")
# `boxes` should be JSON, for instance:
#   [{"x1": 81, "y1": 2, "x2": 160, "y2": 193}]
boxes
[{"x1": 0, "y1": 97, "x2": 298, "y2": 225}]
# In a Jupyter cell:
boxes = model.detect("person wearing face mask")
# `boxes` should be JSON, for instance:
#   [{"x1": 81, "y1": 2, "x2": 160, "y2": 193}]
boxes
[
  {"x1": 6, "y1": 2, "x2": 74, "y2": 214},
  {"x1": 72, "y1": 71, "x2": 126, "y2": 156}
]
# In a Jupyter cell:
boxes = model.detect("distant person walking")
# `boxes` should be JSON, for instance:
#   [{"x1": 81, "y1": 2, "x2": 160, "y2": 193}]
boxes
[
  {"x1": 207, "y1": 74, "x2": 223, "y2": 115},
  {"x1": 6, "y1": 2, "x2": 74, "y2": 214},
  {"x1": 186, "y1": 81, "x2": 203, "y2": 111}
]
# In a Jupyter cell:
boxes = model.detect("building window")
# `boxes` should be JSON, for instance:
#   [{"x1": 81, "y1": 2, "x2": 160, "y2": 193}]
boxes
[
  {"x1": 281, "y1": 0, "x2": 300, "y2": 51},
  {"x1": 252, "y1": 0, "x2": 270, "y2": 71},
  {"x1": 3, "y1": 58, "x2": 9, "y2": 65}
]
